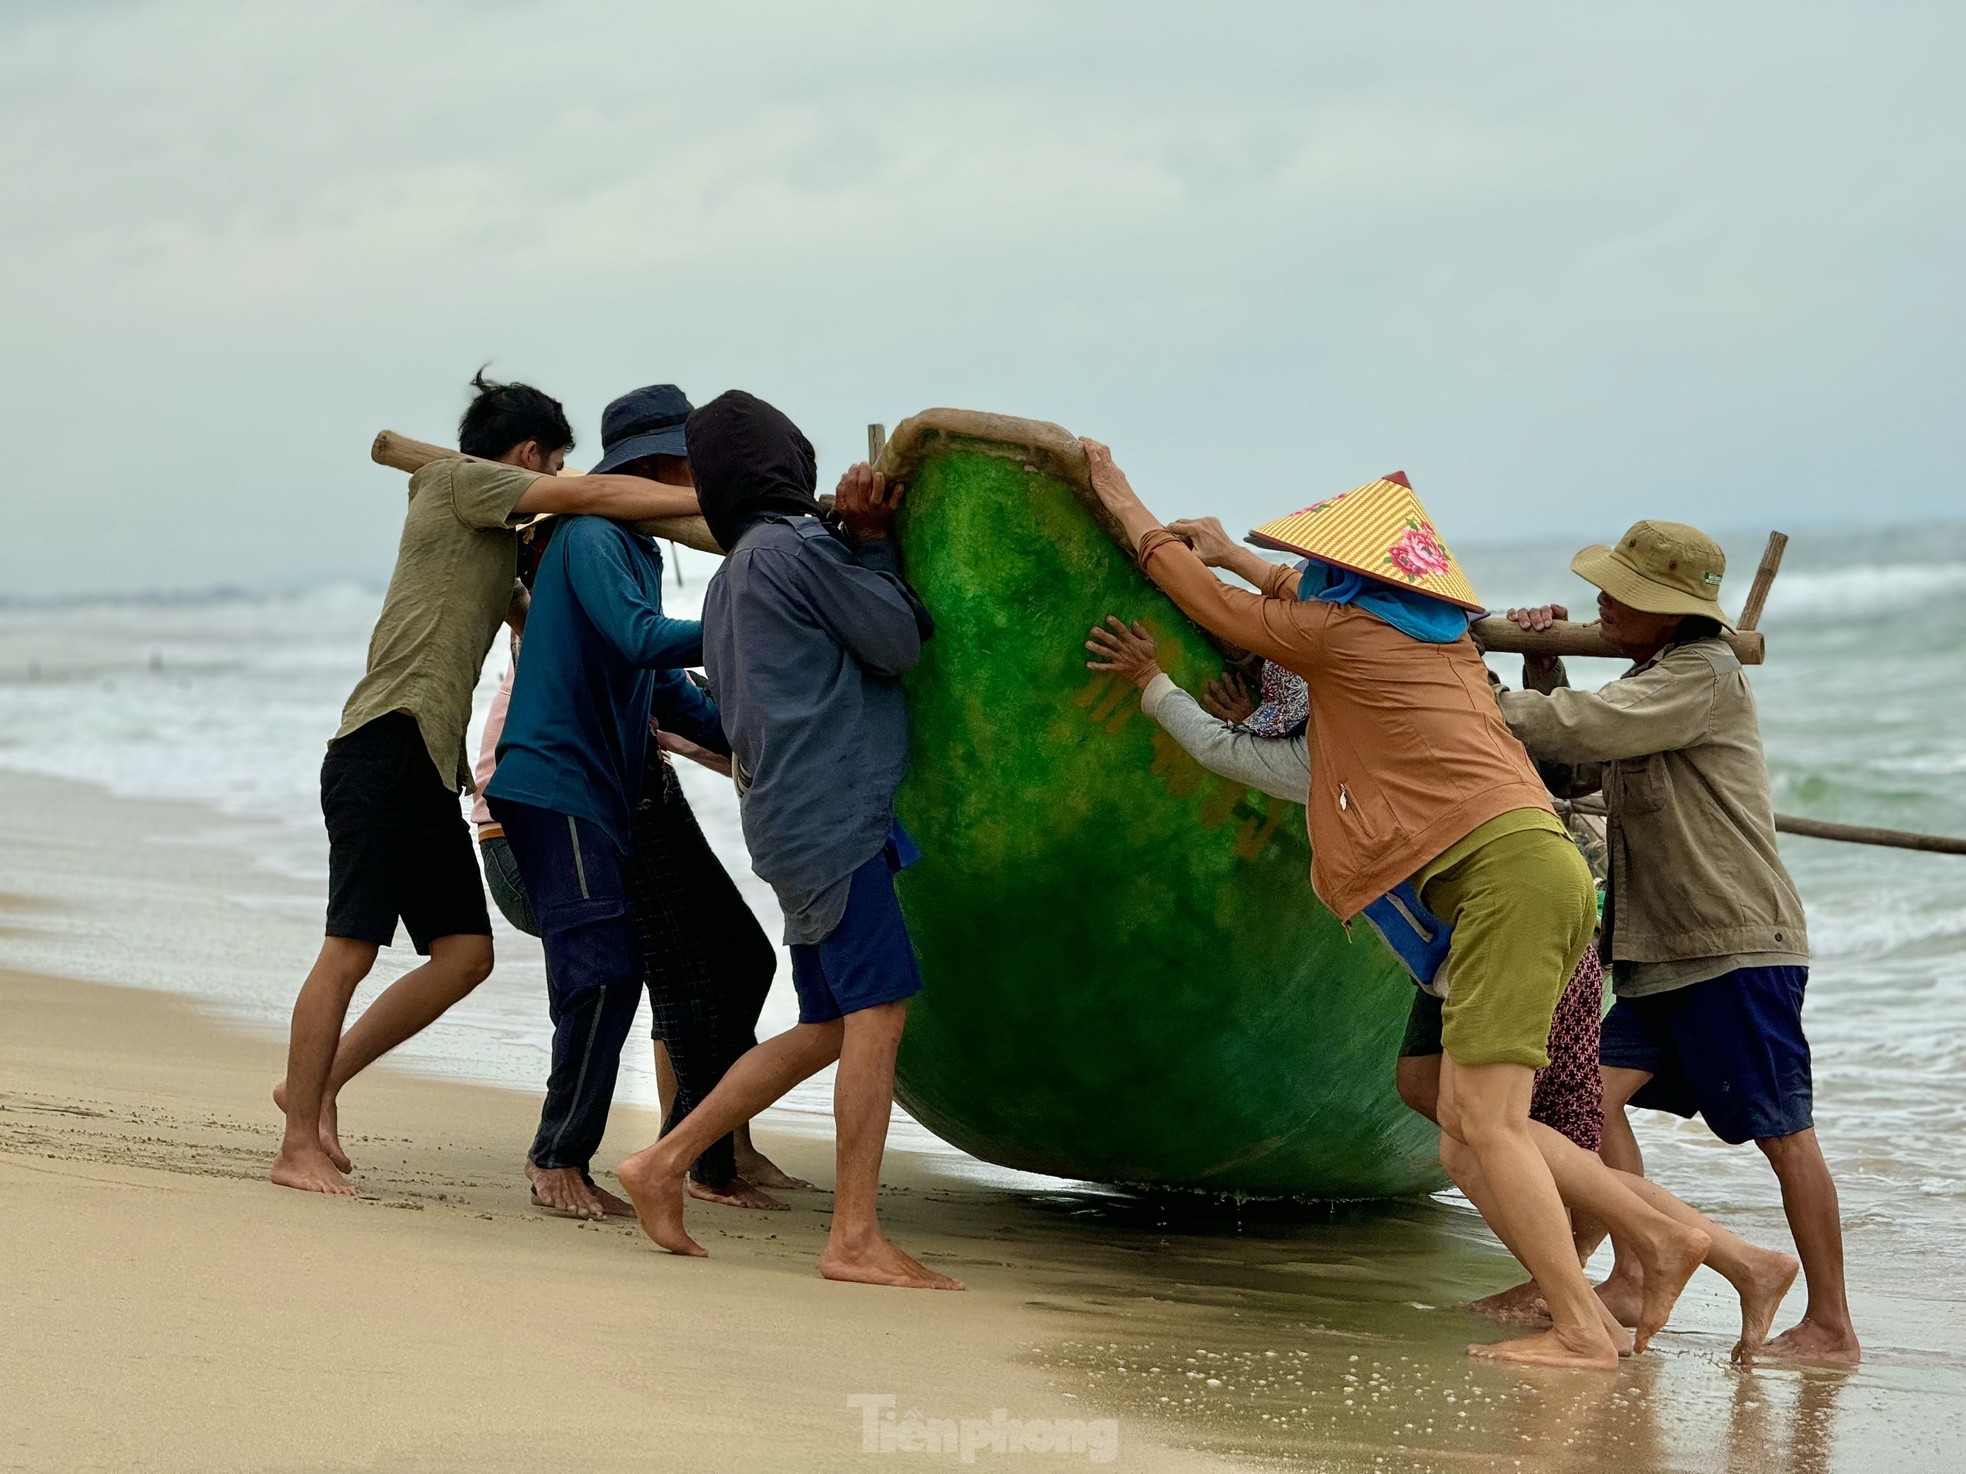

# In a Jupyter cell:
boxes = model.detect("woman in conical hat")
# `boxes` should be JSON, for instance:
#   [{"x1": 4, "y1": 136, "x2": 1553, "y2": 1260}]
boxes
[{"x1": 1080, "y1": 441, "x2": 1773, "y2": 1370}]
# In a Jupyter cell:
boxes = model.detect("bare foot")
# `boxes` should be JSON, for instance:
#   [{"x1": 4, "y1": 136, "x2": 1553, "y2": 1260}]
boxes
[
  {"x1": 1728, "y1": 1251, "x2": 1801, "y2": 1364},
  {"x1": 1757, "y1": 1315, "x2": 1861, "y2": 1367},
  {"x1": 617, "y1": 1145, "x2": 707, "y2": 1257},
  {"x1": 690, "y1": 1176, "x2": 790, "y2": 1211},
  {"x1": 734, "y1": 1149, "x2": 810, "y2": 1192},
  {"x1": 1468, "y1": 1279, "x2": 1551, "y2": 1324},
  {"x1": 526, "y1": 1162, "x2": 607, "y2": 1220},
  {"x1": 1467, "y1": 1325, "x2": 1620, "y2": 1371},
  {"x1": 585, "y1": 1177, "x2": 637, "y2": 1218},
  {"x1": 1633, "y1": 1224, "x2": 1711, "y2": 1353},
  {"x1": 270, "y1": 1141, "x2": 357, "y2": 1197},
  {"x1": 272, "y1": 1080, "x2": 352, "y2": 1173},
  {"x1": 1597, "y1": 1295, "x2": 1635, "y2": 1358},
  {"x1": 1594, "y1": 1271, "x2": 1644, "y2": 1330},
  {"x1": 820, "y1": 1232, "x2": 966, "y2": 1291}
]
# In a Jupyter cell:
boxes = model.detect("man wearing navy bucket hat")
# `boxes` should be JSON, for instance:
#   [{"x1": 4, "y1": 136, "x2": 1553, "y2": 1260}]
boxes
[
  {"x1": 488, "y1": 384, "x2": 798, "y2": 1221},
  {"x1": 588, "y1": 383, "x2": 694, "y2": 475}
]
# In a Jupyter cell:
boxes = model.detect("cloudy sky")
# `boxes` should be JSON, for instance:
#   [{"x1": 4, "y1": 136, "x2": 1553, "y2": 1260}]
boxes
[{"x1": 5, "y1": 1, "x2": 1960, "y2": 599}]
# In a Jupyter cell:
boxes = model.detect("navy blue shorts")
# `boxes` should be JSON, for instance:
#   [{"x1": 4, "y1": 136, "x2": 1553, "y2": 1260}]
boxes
[
  {"x1": 1599, "y1": 965, "x2": 1813, "y2": 1144},
  {"x1": 790, "y1": 846, "x2": 924, "y2": 1025}
]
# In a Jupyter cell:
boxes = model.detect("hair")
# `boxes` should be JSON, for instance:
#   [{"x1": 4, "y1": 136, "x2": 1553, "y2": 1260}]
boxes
[
  {"x1": 1676, "y1": 615, "x2": 1724, "y2": 643},
  {"x1": 457, "y1": 366, "x2": 574, "y2": 460}
]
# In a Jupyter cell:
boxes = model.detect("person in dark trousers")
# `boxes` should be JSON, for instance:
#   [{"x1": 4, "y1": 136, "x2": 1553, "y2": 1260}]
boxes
[
  {"x1": 271, "y1": 371, "x2": 701, "y2": 1198},
  {"x1": 618, "y1": 390, "x2": 963, "y2": 1291},
  {"x1": 488, "y1": 385, "x2": 796, "y2": 1220}
]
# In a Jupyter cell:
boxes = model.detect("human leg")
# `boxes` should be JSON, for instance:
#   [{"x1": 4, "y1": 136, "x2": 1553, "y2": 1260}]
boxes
[
  {"x1": 1757, "y1": 1129, "x2": 1859, "y2": 1363},
  {"x1": 1593, "y1": 988, "x2": 1684, "y2": 1327},
  {"x1": 1423, "y1": 824, "x2": 1621, "y2": 1363},
  {"x1": 1394, "y1": 990, "x2": 1443, "y2": 1123},
  {"x1": 1643, "y1": 965, "x2": 1853, "y2": 1362},
  {"x1": 281, "y1": 719, "x2": 496, "y2": 1175},
  {"x1": 620, "y1": 844, "x2": 952, "y2": 1284},
  {"x1": 323, "y1": 933, "x2": 494, "y2": 1094},
  {"x1": 271, "y1": 935, "x2": 376, "y2": 1195},
  {"x1": 625, "y1": 774, "x2": 759, "y2": 1196},
  {"x1": 618, "y1": 1020, "x2": 845, "y2": 1254},
  {"x1": 817, "y1": 1000, "x2": 962, "y2": 1291},
  {"x1": 1439, "y1": 1058, "x2": 1623, "y2": 1368},
  {"x1": 492, "y1": 799, "x2": 646, "y2": 1219}
]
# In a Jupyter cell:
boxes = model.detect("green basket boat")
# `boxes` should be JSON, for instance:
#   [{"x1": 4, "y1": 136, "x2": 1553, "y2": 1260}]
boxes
[{"x1": 875, "y1": 409, "x2": 1444, "y2": 1201}]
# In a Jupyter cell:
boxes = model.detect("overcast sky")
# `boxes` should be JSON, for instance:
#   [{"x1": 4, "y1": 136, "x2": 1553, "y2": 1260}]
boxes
[{"x1": 5, "y1": 1, "x2": 1960, "y2": 599}]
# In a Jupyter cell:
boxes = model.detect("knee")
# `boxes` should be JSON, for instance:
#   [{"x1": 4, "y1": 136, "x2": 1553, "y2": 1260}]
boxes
[
  {"x1": 1437, "y1": 1131, "x2": 1473, "y2": 1179},
  {"x1": 798, "y1": 1019, "x2": 846, "y2": 1064},
  {"x1": 434, "y1": 936, "x2": 494, "y2": 991}
]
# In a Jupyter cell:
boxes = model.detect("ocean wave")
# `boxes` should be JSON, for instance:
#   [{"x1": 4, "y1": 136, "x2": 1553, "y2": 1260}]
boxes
[{"x1": 1761, "y1": 562, "x2": 1966, "y2": 622}]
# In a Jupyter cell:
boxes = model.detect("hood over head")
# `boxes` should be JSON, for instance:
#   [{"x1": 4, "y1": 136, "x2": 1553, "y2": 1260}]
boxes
[{"x1": 684, "y1": 390, "x2": 823, "y2": 552}]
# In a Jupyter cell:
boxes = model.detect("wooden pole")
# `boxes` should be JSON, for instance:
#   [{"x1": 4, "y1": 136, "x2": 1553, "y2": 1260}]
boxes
[
  {"x1": 1559, "y1": 798, "x2": 1966, "y2": 856},
  {"x1": 1737, "y1": 531, "x2": 1789, "y2": 632},
  {"x1": 867, "y1": 422, "x2": 888, "y2": 465},
  {"x1": 1473, "y1": 617, "x2": 1765, "y2": 666},
  {"x1": 369, "y1": 430, "x2": 721, "y2": 555}
]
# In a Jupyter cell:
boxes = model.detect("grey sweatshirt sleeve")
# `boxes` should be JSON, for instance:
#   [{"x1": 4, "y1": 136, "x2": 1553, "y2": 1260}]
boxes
[{"x1": 1140, "y1": 674, "x2": 1309, "y2": 803}]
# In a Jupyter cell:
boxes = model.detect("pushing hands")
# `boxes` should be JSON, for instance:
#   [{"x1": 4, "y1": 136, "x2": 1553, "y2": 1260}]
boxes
[
  {"x1": 1084, "y1": 615, "x2": 1163, "y2": 689},
  {"x1": 835, "y1": 462, "x2": 904, "y2": 540},
  {"x1": 1201, "y1": 671, "x2": 1256, "y2": 725},
  {"x1": 1164, "y1": 517, "x2": 1239, "y2": 569}
]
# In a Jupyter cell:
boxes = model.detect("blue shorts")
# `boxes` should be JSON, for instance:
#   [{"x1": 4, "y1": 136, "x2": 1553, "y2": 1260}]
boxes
[
  {"x1": 1599, "y1": 965, "x2": 1813, "y2": 1145},
  {"x1": 790, "y1": 846, "x2": 924, "y2": 1025}
]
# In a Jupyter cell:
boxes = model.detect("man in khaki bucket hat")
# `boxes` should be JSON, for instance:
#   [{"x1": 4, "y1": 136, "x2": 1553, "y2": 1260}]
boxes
[
  {"x1": 1572, "y1": 520, "x2": 1735, "y2": 637},
  {"x1": 1496, "y1": 521, "x2": 1860, "y2": 1366}
]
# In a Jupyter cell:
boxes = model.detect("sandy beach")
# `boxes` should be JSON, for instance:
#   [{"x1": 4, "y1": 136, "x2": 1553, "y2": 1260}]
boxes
[
  {"x1": 0, "y1": 966, "x2": 1238, "y2": 1472},
  {"x1": 9, "y1": 955, "x2": 1964, "y2": 1473}
]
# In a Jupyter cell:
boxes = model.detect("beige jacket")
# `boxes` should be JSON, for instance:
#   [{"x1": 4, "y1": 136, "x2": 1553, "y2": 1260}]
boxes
[{"x1": 1498, "y1": 639, "x2": 1807, "y2": 964}]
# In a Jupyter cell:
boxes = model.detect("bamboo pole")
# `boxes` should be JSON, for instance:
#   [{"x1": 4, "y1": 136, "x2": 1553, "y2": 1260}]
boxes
[
  {"x1": 1560, "y1": 798, "x2": 1966, "y2": 856},
  {"x1": 369, "y1": 430, "x2": 720, "y2": 554},
  {"x1": 1737, "y1": 531, "x2": 1789, "y2": 632},
  {"x1": 1473, "y1": 617, "x2": 1765, "y2": 665}
]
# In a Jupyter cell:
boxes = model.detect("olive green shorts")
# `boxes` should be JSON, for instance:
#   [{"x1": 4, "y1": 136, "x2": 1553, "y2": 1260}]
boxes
[{"x1": 1421, "y1": 827, "x2": 1597, "y2": 1070}]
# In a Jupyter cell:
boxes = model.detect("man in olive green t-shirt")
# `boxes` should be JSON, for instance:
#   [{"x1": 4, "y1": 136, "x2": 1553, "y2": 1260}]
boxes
[{"x1": 272, "y1": 371, "x2": 706, "y2": 1198}]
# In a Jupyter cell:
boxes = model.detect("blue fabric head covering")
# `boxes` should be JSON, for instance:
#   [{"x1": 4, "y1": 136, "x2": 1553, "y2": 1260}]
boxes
[{"x1": 1295, "y1": 558, "x2": 1472, "y2": 643}]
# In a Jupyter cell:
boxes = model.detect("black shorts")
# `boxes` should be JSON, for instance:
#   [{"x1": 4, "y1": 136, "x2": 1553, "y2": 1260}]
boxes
[
  {"x1": 1400, "y1": 988, "x2": 1445, "y2": 1058},
  {"x1": 322, "y1": 712, "x2": 490, "y2": 953}
]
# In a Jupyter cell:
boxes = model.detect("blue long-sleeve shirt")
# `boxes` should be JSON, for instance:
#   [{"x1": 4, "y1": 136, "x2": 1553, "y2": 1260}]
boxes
[
  {"x1": 702, "y1": 514, "x2": 930, "y2": 944},
  {"x1": 489, "y1": 516, "x2": 724, "y2": 853}
]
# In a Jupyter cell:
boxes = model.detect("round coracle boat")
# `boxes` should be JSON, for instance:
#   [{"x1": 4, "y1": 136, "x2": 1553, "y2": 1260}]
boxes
[{"x1": 876, "y1": 409, "x2": 1441, "y2": 1200}]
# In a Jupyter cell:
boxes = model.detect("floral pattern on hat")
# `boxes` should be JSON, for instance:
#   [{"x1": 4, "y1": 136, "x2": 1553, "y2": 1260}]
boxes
[{"x1": 1384, "y1": 519, "x2": 1450, "y2": 583}]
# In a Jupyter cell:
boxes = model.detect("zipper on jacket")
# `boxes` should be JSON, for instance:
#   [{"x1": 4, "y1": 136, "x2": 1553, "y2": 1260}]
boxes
[{"x1": 1338, "y1": 783, "x2": 1351, "y2": 812}]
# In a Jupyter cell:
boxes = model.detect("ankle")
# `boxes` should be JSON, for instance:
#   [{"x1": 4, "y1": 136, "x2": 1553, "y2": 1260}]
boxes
[{"x1": 825, "y1": 1218, "x2": 883, "y2": 1252}]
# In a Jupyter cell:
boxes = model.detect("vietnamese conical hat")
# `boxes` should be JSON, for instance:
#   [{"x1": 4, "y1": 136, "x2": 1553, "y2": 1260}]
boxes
[{"x1": 1246, "y1": 471, "x2": 1482, "y2": 612}]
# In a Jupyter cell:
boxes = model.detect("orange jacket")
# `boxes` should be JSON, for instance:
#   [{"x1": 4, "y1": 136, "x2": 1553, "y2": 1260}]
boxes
[{"x1": 1138, "y1": 530, "x2": 1553, "y2": 921}]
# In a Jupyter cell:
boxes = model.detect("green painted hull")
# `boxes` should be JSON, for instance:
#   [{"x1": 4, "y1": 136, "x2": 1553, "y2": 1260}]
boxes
[{"x1": 883, "y1": 412, "x2": 1444, "y2": 1200}]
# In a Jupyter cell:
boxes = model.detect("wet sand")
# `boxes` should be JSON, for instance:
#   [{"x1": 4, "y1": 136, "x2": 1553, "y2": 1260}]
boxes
[{"x1": 6, "y1": 965, "x2": 1963, "y2": 1472}]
